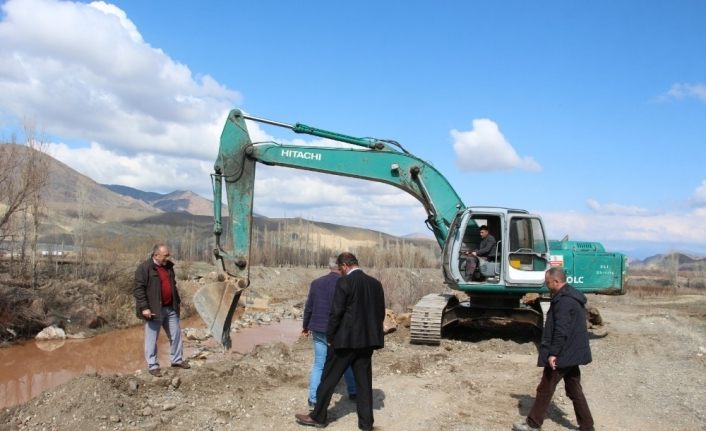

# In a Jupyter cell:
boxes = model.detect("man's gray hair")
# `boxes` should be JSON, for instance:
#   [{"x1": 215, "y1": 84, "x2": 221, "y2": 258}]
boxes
[
  {"x1": 152, "y1": 243, "x2": 168, "y2": 255},
  {"x1": 328, "y1": 257, "x2": 338, "y2": 270},
  {"x1": 546, "y1": 266, "x2": 567, "y2": 282}
]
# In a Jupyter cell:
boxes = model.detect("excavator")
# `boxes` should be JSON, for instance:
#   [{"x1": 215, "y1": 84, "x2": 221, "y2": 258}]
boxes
[{"x1": 194, "y1": 109, "x2": 627, "y2": 348}]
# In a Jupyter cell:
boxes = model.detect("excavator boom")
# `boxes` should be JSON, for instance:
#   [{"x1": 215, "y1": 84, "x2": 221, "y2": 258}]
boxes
[{"x1": 194, "y1": 109, "x2": 464, "y2": 346}]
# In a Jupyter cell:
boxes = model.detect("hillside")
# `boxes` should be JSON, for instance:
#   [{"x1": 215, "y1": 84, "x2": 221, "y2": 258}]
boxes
[
  {"x1": 0, "y1": 146, "x2": 435, "y2": 257},
  {"x1": 104, "y1": 185, "x2": 225, "y2": 217},
  {"x1": 630, "y1": 252, "x2": 706, "y2": 272}
]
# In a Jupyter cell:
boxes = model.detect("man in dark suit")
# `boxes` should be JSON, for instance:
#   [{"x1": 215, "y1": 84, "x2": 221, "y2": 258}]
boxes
[{"x1": 295, "y1": 252, "x2": 386, "y2": 431}]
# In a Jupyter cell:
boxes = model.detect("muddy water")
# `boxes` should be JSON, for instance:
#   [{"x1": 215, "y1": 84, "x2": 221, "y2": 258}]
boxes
[{"x1": 0, "y1": 318, "x2": 302, "y2": 408}]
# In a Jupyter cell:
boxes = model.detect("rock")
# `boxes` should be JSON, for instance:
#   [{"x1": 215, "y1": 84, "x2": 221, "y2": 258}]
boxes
[
  {"x1": 194, "y1": 350, "x2": 210, "y2": 360},
  {"x1": 587, "y1": 306, "x2": 603, "y2": 326},
  {"x1": 171, "y1": 377, "x2": 181, "y2": 389},
  {"x1": 142, "y1": 406, "x2": 153, "y2": 416},
  {"x1": 383, "y1": 309, "x2": 398, "y2": 334},
  {"x1": 109, "y1": 415, "x2": 120, "y2": 423},
  {"x1": 183, "y1": 327, "x2": 211, "y2": 341},
  {"x1": 128, "y1": 380, "x2": 139, "y2": 393},
  {"x1": 163, "y1": 403, "x2": 177, "y2": 411},
  {"x1": 396, "y1": 312, "x2": 411, "y2": 328},
  {"x1": 35, "y1": 325, "x2": 66, "y2": 341}
]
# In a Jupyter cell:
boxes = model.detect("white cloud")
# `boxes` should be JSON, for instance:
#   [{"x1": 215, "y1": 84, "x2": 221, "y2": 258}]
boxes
[
  {"x1": 0, "y1": 0, "x2": 239, "y2": 160},
  {"x1": 540, "y1": 208, "x2": 706, "y2": 247},
  {"x1": 691, "y1": 180, "x2": 706, "y2": 207},
  {"x1": 47, "y1": 142, "x2": 213, "y2": 194},
  {"x1": 0, "y1": 0, "x2": 435, "y2": 237},
  {"x1": 586, "y1": 198, "x2": 651, "y2": 216},
  {"x1": 451, "y1": 119, "x2": 541, "y2": 172},
  {"x1": 663, "y1": 83, "x2": 706, "y2": 103},
  {"x1": 253, "y1": 165, "x2": 429, "y2": 235}
]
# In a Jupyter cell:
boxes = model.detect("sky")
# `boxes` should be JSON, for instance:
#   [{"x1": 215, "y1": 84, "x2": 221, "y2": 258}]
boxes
[{"x1": 0, "y1": 0, "x2": 705, "y2": 259}]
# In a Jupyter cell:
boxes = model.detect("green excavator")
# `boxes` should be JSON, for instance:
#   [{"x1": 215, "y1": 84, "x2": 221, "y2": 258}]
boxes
[{"x1": 194, "y1": 109, "x2": 627, "y2": 348}]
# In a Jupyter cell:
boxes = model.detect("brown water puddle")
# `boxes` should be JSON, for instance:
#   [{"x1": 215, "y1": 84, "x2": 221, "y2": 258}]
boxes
[{"x1": 0, "y1": 318, "x2": 302, "y2": 408}]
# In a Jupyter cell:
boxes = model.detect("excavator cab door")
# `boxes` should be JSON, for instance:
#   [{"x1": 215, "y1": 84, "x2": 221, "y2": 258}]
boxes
[
  {"x1": 504, "y1": 215, "x2": 549, "y2": 286},
  {"x1": 441, "y1": 210, "x2": 469, "y2": 284}
]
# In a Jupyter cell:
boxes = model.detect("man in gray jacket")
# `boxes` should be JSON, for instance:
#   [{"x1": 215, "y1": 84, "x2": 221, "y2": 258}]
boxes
[
  {"x1": 133, "y1": 244, "x2": 190, "y2": 377},
  {"x1": 513, "y1": 267, "x2": 594, "y2": 431}
]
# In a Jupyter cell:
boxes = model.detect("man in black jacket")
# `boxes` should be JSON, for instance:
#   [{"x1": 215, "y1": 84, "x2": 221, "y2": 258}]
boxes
[
  {"x1": 295, "y1": 252, "x2": 386, "y2": 431},
  {"x1": 133, "y1": 244, "x2": 190, "y2": 377},
  {"x1": 513, "y1": 267, "x2": 594, "y2": 431}
]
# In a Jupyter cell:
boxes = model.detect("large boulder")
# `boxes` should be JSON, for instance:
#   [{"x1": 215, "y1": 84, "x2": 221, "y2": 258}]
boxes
[{"x1": 35, "y1": 325, "x2": 66, "y2": 340}]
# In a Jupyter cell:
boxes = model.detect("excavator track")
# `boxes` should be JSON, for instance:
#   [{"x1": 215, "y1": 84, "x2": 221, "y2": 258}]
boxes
[{"x1": 410, "y1": 293, "x2": 455, "y2": 345}]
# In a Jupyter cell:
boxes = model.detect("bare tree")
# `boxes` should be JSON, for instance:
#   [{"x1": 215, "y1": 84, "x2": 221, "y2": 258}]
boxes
[
  {"x1": 0, "y1": 121, "x2": 50, "y2": 280},
  {"x1": 73, "y1": 182, "x2": 89, "y2": 277}
]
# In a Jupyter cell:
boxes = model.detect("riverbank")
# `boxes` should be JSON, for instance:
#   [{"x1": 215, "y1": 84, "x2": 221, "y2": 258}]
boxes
[{"x1": 0, "y1": 317, "x2": 302, "y2": 408}]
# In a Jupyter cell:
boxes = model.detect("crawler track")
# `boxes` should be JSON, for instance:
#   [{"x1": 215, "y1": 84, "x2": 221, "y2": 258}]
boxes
[{"x1": 410, "y1": 293, "x2": 454, "y2": 345}]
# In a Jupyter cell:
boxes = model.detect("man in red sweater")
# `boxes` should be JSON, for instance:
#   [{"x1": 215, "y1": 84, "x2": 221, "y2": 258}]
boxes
[{"x1": 133, "y1": 244, "x2": 190, "y2": 377}]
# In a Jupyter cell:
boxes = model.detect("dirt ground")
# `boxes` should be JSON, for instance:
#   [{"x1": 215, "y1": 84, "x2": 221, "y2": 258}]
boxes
[{"x1": 2, "y1": 267, "x2": 705, "y2": 431}]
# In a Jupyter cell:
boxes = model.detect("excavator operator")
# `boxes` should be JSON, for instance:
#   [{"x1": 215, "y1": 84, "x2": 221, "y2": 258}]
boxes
[{"x1": 463, "y1": 225, "x2": 497, "y2": 280}]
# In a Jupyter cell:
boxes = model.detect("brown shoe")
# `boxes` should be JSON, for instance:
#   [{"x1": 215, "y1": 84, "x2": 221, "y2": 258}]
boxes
[
  {"x1": 294, "y1": 413, "x2": 326, "y2": 428},
  {"x1": 148, "y1": 368, "x2": 162, "y2": 377},
  {"x1": 170, "y1": 361, "x2": 191, "y2": 369}
]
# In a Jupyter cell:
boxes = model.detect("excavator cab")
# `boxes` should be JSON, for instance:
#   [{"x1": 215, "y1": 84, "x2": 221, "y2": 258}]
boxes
[{"x1": 442, "y1": 208, "x2": 549, "y2": 289}]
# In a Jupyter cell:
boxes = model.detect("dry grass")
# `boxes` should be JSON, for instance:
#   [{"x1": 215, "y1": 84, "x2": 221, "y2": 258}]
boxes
[
  {"x1": 627, "y1": 268, "x2": 706, "y2": 298},
  {"x1": 369, "y1": 267, "x2": 446, "y2": 313}
]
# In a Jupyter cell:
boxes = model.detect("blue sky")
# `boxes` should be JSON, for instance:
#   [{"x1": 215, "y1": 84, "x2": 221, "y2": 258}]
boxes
[{"x1": 1, "y1": 0, "x2": 705, "y2": 259}]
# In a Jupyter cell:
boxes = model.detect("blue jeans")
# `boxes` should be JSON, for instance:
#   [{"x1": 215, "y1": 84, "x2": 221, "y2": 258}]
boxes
[
  {"x1": 144, "y1": 305, "x2": 184, "y2": 370},
  {"x1": 308, "y1": 331, "x2": 356, "y2": 404}
]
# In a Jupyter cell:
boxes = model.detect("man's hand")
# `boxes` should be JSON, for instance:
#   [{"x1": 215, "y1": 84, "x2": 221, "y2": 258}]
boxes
[
  {"x1": 301, "y1": 329, "x2": 310, "y2": 337},
  {"x1": 142, "y1": 309, "x2": 155, "y2": 319},
  {"x1": 548, "y1": 355, "x2": 557, "y2": 370}
]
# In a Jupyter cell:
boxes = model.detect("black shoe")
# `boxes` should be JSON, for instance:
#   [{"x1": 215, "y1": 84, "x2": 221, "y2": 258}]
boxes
[{"x1": 148, "y1": 368, "x2": 162, "y2": 377}]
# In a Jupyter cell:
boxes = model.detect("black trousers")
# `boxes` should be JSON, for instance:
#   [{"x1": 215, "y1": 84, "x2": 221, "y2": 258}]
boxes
[
  {"x1": 527, "y1": 365, "x2": 594, "y2": 431},
  {"x1": 310, "y1": 347, "x2": 374, "y2": 430}
]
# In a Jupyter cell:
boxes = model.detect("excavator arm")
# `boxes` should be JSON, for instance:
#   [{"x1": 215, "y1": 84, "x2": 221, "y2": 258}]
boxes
[{"x1": 195, "y1": 109, "x2": 465, "y2": 347}]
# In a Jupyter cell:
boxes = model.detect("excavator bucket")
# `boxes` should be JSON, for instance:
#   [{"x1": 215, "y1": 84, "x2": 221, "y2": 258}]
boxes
[{"x1": 193, "y1": 276, "x2": 247, "y2": 349}]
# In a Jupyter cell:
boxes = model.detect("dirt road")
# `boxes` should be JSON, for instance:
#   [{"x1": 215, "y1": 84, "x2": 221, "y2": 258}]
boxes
[{"x1": 2, "y1": 268, "x2": 705, "y2": 431}]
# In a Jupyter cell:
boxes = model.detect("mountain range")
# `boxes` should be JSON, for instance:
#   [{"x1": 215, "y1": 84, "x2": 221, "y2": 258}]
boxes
[
  {"x1": 1, "y1": 145, "x2": 434, "y2": 254},
  {"x1": 102, "y1": 184, "x2": 223, "y2": 216},
  {"x1": 629, "y1": 252, "x2": 706, "y2": 272}
]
